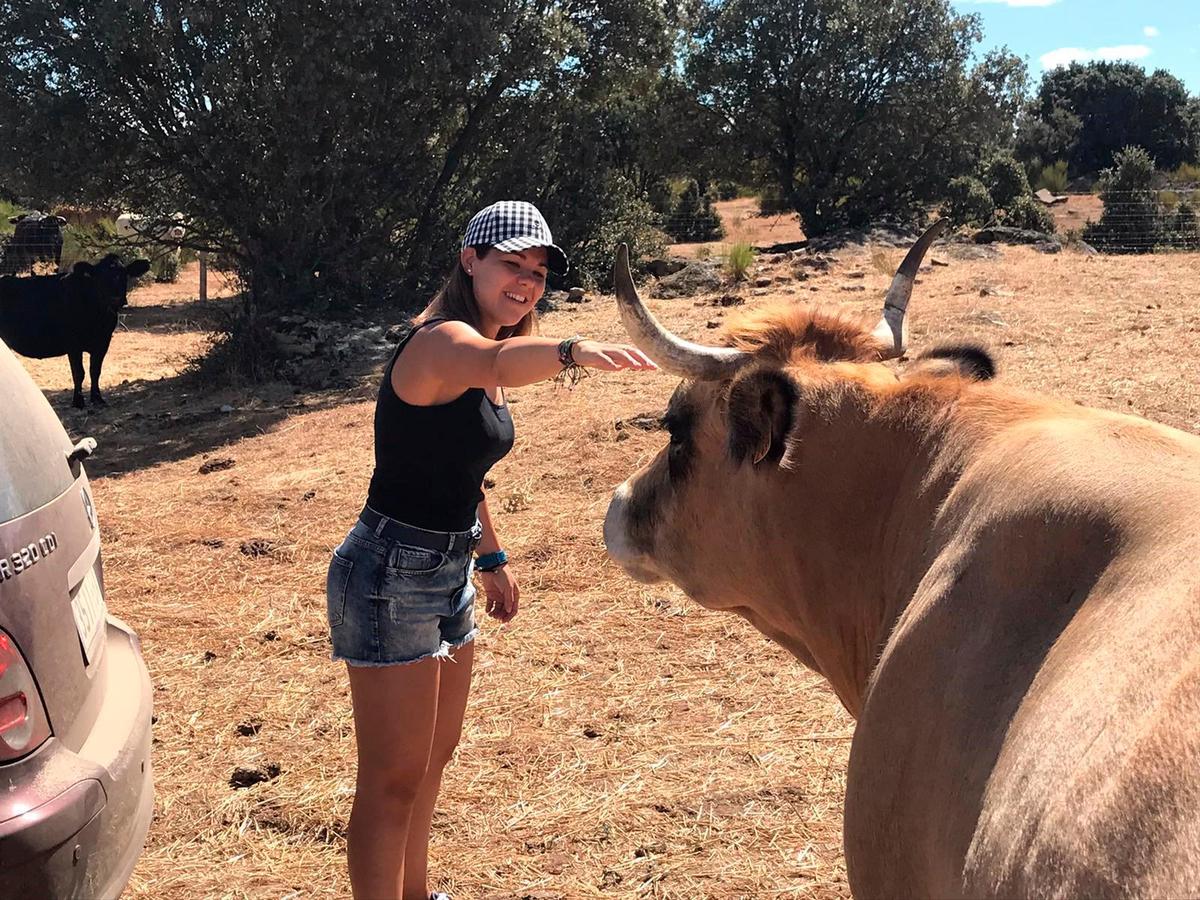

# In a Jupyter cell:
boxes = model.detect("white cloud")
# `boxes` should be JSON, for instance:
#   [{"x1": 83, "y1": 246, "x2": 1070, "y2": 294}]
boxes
[
  {"x1": 964, "y1": 0, "x2": 1062, "y2": 6},
  {"x1": 1041, "y1": 45, "x2": 1154, "y2": 69},
  {"x1": 1144, "y1": 26, "x2": 1160, "y2": 38}
]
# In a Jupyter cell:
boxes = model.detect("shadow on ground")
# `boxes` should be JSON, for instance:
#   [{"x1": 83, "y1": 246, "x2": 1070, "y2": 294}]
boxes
[
  {"x1": 44, "y1": 342, "x2": 394, "y2": 480},
  {"x1": 117, "y1": 297, "x2": 234, "y2": 334}
]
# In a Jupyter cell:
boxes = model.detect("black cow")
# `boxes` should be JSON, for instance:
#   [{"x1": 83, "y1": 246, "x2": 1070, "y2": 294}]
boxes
[
  {"x1": 0, "y1": 212, "x2": 67, "y2": 275},
  {"x1": 0, "y1": 254, "x2": 151, "y2": 407}
]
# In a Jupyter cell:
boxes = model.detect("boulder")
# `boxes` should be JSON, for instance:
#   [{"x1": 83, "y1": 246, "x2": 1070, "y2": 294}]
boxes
[
  {"x1": 643, "y1": 258, "x2": 688, "y2": 278},
  {"x1": 942, "y1": 243, "x2": 1002, "y2": 261},
  {"x1": 1034, "y1": 188, "x2": 1068, "y2": 206},
  {"x1": 652, "y1": 260, "x2": 724, "y2": 299}
]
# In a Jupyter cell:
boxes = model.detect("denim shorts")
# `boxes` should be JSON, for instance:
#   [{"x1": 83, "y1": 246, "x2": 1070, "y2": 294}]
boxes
[{"x1": 326, "y1": 514, "x2": 482, "y2": 666}]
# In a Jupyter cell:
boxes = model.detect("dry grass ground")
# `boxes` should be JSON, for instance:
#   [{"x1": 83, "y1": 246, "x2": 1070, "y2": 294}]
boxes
[
  {"x1": 669, "y1": 199, "x2": 806, "y2": 258},
  {"x1": 668, "y1": 193, "x2": 1102, "y2": 260},
  {"x1": 16, "y1": 239, "x2": 1200, "y2": 899}
]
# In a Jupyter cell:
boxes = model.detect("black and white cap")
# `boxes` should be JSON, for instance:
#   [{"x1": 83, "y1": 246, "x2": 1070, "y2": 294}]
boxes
[{"x1": 462, "y1": 200, "x2": 569, "y2": 276}]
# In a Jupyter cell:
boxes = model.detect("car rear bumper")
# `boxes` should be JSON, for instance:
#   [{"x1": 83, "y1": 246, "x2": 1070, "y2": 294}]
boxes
[{"x1": 0, "y1": 615, "x2": 153, "y2": 898}]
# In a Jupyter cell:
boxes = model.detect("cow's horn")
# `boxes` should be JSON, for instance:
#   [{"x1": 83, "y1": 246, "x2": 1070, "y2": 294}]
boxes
[
  {"x1": 870, "y1": 218, "x2": 949, "y2": 359},
  {"x1": 613, "y1": 244, "x2": 752, "y2": 380}
]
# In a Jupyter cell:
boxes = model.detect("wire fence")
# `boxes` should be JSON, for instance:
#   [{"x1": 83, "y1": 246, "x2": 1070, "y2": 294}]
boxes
[
  {"x1": 0, "y1": 234, "x2": 186, "y2": 275},
  {"x1": 651, "y1": 189, "x2": 1200, "y2": 255},
  {"x1": 2, "y1": 189, "x2": 1197, "y2": 275}
]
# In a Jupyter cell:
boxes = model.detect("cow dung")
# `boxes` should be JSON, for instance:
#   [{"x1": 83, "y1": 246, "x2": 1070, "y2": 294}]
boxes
[
  {"x1": 198, "y1": 457, "x2": 235, "y2": 474},
  {"x1": 229, "y1": 762, "x2": 281, "y2": 789}
]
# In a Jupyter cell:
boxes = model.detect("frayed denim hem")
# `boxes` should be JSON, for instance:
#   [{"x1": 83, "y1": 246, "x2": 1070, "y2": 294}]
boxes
[{"x1": 333, "y1": 628, "x2": 478, "y2": 668}]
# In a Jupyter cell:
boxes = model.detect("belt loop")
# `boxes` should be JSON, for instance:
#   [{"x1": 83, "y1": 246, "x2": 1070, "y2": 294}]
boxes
[
  {"x1": 373, "y1": 515, "x2": 387, "y2": 539},
  {"x1": 448, "y1": 533, "x2": 459, "y2": 552}
]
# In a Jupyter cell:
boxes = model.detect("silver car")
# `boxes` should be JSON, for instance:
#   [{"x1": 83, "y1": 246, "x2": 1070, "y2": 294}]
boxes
[{"x1": 0, "y1": 338, "x2": 153, "y2": 897}]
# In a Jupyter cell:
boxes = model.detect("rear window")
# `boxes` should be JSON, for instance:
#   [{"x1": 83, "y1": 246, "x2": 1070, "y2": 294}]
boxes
[{"x1": 0, "y1": 342, "x2": 75, "y2": 524}]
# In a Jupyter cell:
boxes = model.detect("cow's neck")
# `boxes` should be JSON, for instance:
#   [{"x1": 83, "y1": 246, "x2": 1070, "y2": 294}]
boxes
[{"x1": 744, "y1": 405, "x2": 963, "y2": 717}]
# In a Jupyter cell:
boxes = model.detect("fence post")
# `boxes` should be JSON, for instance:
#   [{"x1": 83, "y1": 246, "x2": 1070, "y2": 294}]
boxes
[{"x1": 199, "y1": 252, "x2": 208, "y2": 302}]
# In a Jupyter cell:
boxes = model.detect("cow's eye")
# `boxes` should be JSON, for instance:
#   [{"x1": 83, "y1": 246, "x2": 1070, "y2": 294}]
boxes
[{"x1": 665, "y1": 418, "x2": 685, "y2": 446}]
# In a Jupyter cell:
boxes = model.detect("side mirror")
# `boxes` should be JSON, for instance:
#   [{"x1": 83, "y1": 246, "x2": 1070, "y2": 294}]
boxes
[{"x1": 66, "y1": 436, "x2": 97, "y2": 477}]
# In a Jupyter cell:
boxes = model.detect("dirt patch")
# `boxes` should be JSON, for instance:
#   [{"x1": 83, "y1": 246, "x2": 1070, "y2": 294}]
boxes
[
  {"x1": 13, "y1": 240, "x2": 1199, "y2": 898},
  {"x1": 1047, "y1": 193, "x2": 1104, "y2": 235},
  {"x1": 132, "y1": 259, "x2": 241, "y2": 305},
  {"x1": 669, "y1": 197, "x2": 806, "y2": 258}
]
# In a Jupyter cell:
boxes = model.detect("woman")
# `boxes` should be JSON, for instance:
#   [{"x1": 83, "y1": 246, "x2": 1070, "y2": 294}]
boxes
[{"x1": 326, "y1": 200, "x2": 657, "y2": 900}]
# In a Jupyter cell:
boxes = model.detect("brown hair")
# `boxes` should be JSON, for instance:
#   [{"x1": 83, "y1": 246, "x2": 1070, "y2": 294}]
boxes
[{"x1": 413, "y1": 246, "x2": 538, "y2": 339}]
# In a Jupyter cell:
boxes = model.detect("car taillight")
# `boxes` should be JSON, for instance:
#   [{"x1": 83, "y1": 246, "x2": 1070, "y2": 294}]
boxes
[{"x1": 0, "y1": 630, "x2": 51, "y2": 761}]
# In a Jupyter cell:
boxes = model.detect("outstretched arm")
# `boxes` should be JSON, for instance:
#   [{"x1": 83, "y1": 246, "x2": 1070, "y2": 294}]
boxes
[{"x1": 402, "y1": 320, "x2": 656, "y2": 396}]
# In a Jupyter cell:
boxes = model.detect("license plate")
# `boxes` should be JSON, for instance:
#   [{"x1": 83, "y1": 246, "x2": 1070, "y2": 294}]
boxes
[{"x1": 71, "y1": 569, "x2": 107, "y2": 665}]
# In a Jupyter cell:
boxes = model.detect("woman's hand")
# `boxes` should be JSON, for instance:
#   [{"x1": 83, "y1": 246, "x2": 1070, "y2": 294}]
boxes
[
  {"x1": 571, "y1": 340, "x2": 657, "y2": 372},
  {"x1": 480, "y1": 565, "x2": 519, "y2": 622}
]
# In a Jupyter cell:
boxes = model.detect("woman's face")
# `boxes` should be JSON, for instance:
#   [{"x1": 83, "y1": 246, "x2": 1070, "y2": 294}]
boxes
[{"x1": 462, "y1": 245, "x2": 549, "y2": 334}]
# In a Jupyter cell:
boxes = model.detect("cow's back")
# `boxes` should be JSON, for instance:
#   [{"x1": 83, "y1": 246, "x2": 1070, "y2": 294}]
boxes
[
  {"x1": 0, "y1": 274, "x2": 96, "y2": 357},
  {"x1": 965, "y1": 619, "x2": 1200, "y2": 898},
  {"x1": 845, "y1": 410, "x2": 1200, "y2": 898}
]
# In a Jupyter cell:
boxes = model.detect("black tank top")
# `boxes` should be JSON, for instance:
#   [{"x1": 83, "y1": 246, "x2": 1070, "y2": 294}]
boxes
[{"x1": 366, "y1": 318, "x2": 515, "y2": 531}]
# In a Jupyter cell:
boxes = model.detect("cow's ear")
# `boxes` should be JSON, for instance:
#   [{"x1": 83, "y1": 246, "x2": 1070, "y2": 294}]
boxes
[
  {"x1": 8, "y1": 215, "x2": 21, "y2": 224},
  {"x1": 72, "y1": 261, "x2": 94, "y2": 276},
  {"x1": 53, "y1": 216, "x2": 66, "y2": 225},
  {"x1": 727, "y1": 367, "x2": 799, "y2": 467},
  {"x1": 905, "y1": 344, "x2": 996, "y2": 382},
  {"x1": 125, "y1": 259, "x2": 151, "y2": 278}
]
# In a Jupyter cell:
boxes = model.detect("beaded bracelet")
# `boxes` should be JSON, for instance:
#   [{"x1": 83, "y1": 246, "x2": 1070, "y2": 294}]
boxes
[
  {"x1": 476, "y1": 549, "x2": 508, "y2": 572},
  {"x1": 557, "y1": 335, "x2": 581, "y2": 368}
]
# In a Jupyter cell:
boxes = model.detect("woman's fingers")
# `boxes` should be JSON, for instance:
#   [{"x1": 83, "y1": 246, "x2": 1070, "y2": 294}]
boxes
[
  {"x1": 612, "y1": 346, "x2": 657, "y2": 370},
  {"x1": 582, "y1": 344, "x2": 658, "y2": 371},
  {"x1": 624, "y1": 346, "x2": 658, "y2": 369}
]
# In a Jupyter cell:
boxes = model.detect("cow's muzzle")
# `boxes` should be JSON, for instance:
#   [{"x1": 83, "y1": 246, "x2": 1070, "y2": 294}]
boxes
[{"x1": 603, "y1": 481, "x2": 664, "y2": 584}]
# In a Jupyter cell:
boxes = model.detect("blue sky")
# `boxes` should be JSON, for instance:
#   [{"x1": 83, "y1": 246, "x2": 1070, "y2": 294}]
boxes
[{"x1": 950, "y1": 0, "x2": 1200, "y2": 93}]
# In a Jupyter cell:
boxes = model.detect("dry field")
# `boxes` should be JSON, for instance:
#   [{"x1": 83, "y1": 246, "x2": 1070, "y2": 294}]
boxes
[
  {"x1": 666, "y1": 193, "x2": 1102, "y2": 260},
  {"x1": 668, "y1": 198, "x2": 806, "y2": 258},
  {"x1": 15, "y1": 242, "x2": 1200, "y2": 900}
]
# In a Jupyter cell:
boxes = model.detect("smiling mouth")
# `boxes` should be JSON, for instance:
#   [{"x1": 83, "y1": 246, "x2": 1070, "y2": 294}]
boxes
[{"x1": 504, "y1": 291, "x2": 529, "y2": 305}]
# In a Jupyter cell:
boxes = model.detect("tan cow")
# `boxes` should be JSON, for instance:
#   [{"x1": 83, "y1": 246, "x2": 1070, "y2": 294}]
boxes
[{"x1": 603, "y1": 224, "x2": 1200, "y2": 898}]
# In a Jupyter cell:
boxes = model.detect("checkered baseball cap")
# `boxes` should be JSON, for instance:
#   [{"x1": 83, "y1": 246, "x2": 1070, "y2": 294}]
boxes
[{"x1": 462, "y1": 200, "x2": 569, "y2": 276}]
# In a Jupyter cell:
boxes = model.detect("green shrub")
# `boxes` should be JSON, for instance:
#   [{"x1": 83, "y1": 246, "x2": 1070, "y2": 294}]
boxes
[
  {"x1": 758, "y1": 183, "x2": 792, "y2": 215},
  {"x1": 725, "y1": 242, "x2": 755, "y2": 281},
  {"x1": 647, "y1": 178, "x2": 674, "y2": 215},
  {"x1": 985, "y1": 155, "x2": 1031, "y2": 209},
  {"x1": 1083, "y1": 146, "x2": 1163, "y2": 253},
  {"x1": 1004, "y1": 195, "x2": 1057, "y2": 234},
  {"x1": 1168, "y1": 200, "x2": 1200, "y2": 250},
  {"x1": 561, "y1": 175, "x2": 668, "y2": 290},
  {"x1": 59, "y1": 218, "x2": 121, "y2": 269},
  {"x1": 715, "y1": 180, "x2": 739, "y2": 201},
  {"x1": 1035, "y1": 161, "x2": 1069, "y2": 193},
  {"x1": 0, "y1": 200, "x2": 21, "y2": 236},
  {"x1": 664, "y1": 178, "x2": 724, "y2": 242},
  {"x1": 943, "y1": 176, "x2": 995, "y2": 227},
  {"x1": 151, "y1": 253, "x2": 182, "y2": 283},
  {"x1": 1168, "y1": 162, "x2": 1200, "y2": 185}
]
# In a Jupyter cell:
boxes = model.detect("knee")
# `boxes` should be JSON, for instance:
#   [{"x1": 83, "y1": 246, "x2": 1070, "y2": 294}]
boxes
[{"x1": 357, "y1": 767, "x2": 426, "y2": 810}]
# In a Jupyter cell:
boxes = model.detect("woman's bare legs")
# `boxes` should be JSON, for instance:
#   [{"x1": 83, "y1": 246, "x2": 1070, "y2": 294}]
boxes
[
  {"x1": 403, "y1": 641, "x2": 475, "y2": 900},
  {"x1": 346, "y1": 657, "x2": 441, "y2": 900}
]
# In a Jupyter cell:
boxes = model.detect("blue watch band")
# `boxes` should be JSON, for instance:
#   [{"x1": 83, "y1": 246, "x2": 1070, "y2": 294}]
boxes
[{"x1": 476, "y1": 549, "x2": 508, "y2": 571}]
